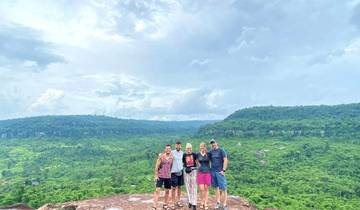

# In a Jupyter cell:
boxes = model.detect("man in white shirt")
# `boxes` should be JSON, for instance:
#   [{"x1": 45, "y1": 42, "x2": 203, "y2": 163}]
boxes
[{"x1": 170, "y1": 141, "x2": 184, "y2": 208}]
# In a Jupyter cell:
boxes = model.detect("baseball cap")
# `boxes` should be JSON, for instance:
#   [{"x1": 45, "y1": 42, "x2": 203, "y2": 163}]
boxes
[{"x1": 209, "y1": 139, "x2": 216, "y2": 144}]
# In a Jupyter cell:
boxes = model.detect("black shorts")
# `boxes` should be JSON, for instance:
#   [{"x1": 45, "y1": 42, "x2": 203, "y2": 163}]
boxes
[
  {"x1": 171, "y1": 172, "x2": 184, "y2": 187},
  {"x1": 156, "y1": 177, "x2": 171, "y2": 189}
]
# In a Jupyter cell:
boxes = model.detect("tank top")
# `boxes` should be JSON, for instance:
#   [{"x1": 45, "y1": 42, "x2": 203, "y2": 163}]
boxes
[{"x1": 158, "y1": 154, "x2": 173, "y2": 179}]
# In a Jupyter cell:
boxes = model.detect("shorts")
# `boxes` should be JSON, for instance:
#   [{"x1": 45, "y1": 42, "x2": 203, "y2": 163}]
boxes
[
  {"x1": 197, "y1": 172, "x2": 211, "y2": 186},
  {"x1": 211, "y1": 171, "x2": 227, "y2": 190},
  {"x1": 156, "y1": 177, "x2": 171, "y2": 189},
  {"x1": 171, "y1": 172, "x2": 184, "y2": 187}
]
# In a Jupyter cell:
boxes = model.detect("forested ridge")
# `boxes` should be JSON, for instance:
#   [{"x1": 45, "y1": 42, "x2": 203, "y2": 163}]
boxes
[
  {"x1": 226, "y1": 103, "x2": 360, "y2": 120},
  {"x1": 198, "y1": 103, "x2": 360, "y2": 138},
  {"x1": 0, "y1": 115, "x2": 213, "y2": 139}
]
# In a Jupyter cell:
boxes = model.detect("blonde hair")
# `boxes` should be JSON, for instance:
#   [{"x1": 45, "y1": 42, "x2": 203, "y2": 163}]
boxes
[
  {"x1": 186, "y1": 143, "x2": 192, "y2": 149},
  {"x1": 200, "y1": 142, "x2": 208, "y2": 153}
]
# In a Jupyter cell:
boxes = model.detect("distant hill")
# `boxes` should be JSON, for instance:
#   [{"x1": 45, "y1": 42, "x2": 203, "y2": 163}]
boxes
[
  {"x1": 198, "y1": 103, "x2": 360, "y2": 138},
  {"x1": 226, "y1": 103, "x2": 360, "y2": 120},
  {"x1": 0, "y1": 115, "x2": 214, "y2": 139}
]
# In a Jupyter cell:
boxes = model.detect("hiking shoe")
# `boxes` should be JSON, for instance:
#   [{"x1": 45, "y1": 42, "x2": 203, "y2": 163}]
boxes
[{"x1": 214, "y1": 202, "x2": 222, "y2": 209}]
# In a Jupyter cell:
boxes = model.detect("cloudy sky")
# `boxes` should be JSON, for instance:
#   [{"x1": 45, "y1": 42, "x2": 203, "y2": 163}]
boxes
[{"x1": 1, "y1": 0, "x2": 360, "y2": 120}]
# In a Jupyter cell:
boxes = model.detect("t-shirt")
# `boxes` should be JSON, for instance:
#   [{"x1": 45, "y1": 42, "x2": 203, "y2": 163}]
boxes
[
  {"x1": 209, "y1": 147, "x2": 227, "y2": 172},
  {"x1": 182, "y1": 153, "x2": 197, "y2": 168},
  {"x1": 171, "y1": 150, "x2": 184, "y2": 173},
  {"x1": 158, "y1": 154, "x2": 174, "y2": 179},
  {"x1": 197, "y1": 152, "x2": 211, "y2": 173}
]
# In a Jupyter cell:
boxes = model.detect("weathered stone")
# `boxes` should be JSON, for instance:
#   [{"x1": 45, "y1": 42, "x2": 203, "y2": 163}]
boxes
[{"x1": 38, "y1": 193, "x2": 258, "y2": 210}]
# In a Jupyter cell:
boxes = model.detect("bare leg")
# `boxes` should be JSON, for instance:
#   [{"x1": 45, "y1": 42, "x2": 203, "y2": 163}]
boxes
[
  {"x1": 171, "y1": 187, "x2": 176, "y2": 205},
  {"x1": 177, "y1": 186, "x2": 181, "y2": 202},
  {"x1": 215, "y1": 187, "x2": 221, "y2": 203},
  {"x1": 153, "y1": 187, "x2": 161, "y2": 208},
  {"x1": 204, "y1": 185, "x2": 209, "y2": 206},
  {"x1": 221, "y1": 190, "x2": 228, "y2": 207},
  {"x1": 165, "y1": 189, "x2": 170, "y2": 205},
  {"x1": 199, "y1": 184, "x2": 205, "y2": 205}
]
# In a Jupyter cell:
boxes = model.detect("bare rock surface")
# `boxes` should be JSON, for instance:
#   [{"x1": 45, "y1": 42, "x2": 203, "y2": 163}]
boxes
[
  {"x1": 0, "y1": 204, "x2": 33, "y2": 210},
  {"x1": 38, "y1": 193, "x2": 258, "y2": 210}
]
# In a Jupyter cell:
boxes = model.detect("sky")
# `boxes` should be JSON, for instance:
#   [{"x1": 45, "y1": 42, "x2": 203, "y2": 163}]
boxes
[{"x1": 1, "y1": 0, "x2": 360, "y2": 121}]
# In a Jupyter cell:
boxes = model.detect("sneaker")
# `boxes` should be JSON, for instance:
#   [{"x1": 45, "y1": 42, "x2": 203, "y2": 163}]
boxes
[
  {"x1": 223, "y1": 205, "x2": 228, "y2": 210},
  {"x1": 214, "y1": 202, "x2": 222, "y2": 209}
]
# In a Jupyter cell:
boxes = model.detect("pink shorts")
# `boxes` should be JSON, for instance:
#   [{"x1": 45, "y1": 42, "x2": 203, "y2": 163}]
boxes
[{"x1": 197, "y1": 172, "x2": 211, "y2": 186}]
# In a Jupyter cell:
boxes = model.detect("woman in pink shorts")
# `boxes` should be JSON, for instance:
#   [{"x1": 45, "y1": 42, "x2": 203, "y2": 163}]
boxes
[{"x1": 196, "y1": 142, "x2": 212, "y2": 210}]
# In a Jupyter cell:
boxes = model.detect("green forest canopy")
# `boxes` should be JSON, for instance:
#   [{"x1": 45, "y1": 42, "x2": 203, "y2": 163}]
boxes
[
  {"x1": 198, "y1": 103, "x2": 360, "y2": 138},
  {"x1": 0, "y1": 115, "x2": 214, "y2": 139},
  {"x1": 1, "y1": 103, "x2": 360, "y2": 209}
]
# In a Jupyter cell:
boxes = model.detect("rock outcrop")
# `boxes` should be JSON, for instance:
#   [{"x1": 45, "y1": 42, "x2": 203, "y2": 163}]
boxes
[
  {"x1": 0, "y1": 203, "x2": 33, "y2": 210},
  {"x1": 38, "y1": 193, "x2": 258, "y2": 210}
]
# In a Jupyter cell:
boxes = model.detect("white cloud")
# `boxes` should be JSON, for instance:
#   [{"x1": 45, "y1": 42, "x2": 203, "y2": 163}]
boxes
[
  {"x1": 0, "y1": 87, "x2": 24, "y2": 119},
  {"x1": 344, "y1": 38, "x2": 360, "y2": 55},
  {"x1": 169, "y1": 88, "x2": 223, "y2": 115},
  {"x1": 0, "y1": 1, "x2": 132, "y2": 48},
  {"x1": 0, "y1": 23, "x2": 65, "y2": 70},
  {"x1": 228, "y1": 27, "x2": 257, "y2": 54},
  {"x1": 190, "y1": 59, "x2": 211, "y2": 68},
  {"x1": 307, "y1": 38, "x2": 360, "y2": 66},
  {"x1": 78, "y1": 74, "x2": 229, "y2": 120},
  {"x1": 1, "y1": 0, "x2": 360, "y2": 121},
  {"x1": 30, "y1": 89, "x2": 66, "y2": 113}
]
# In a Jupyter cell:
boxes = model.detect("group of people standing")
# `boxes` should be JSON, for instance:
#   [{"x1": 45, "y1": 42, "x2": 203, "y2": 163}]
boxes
[{"x1": 153, "y1": 139, "x2": 228, "y2": 210}]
